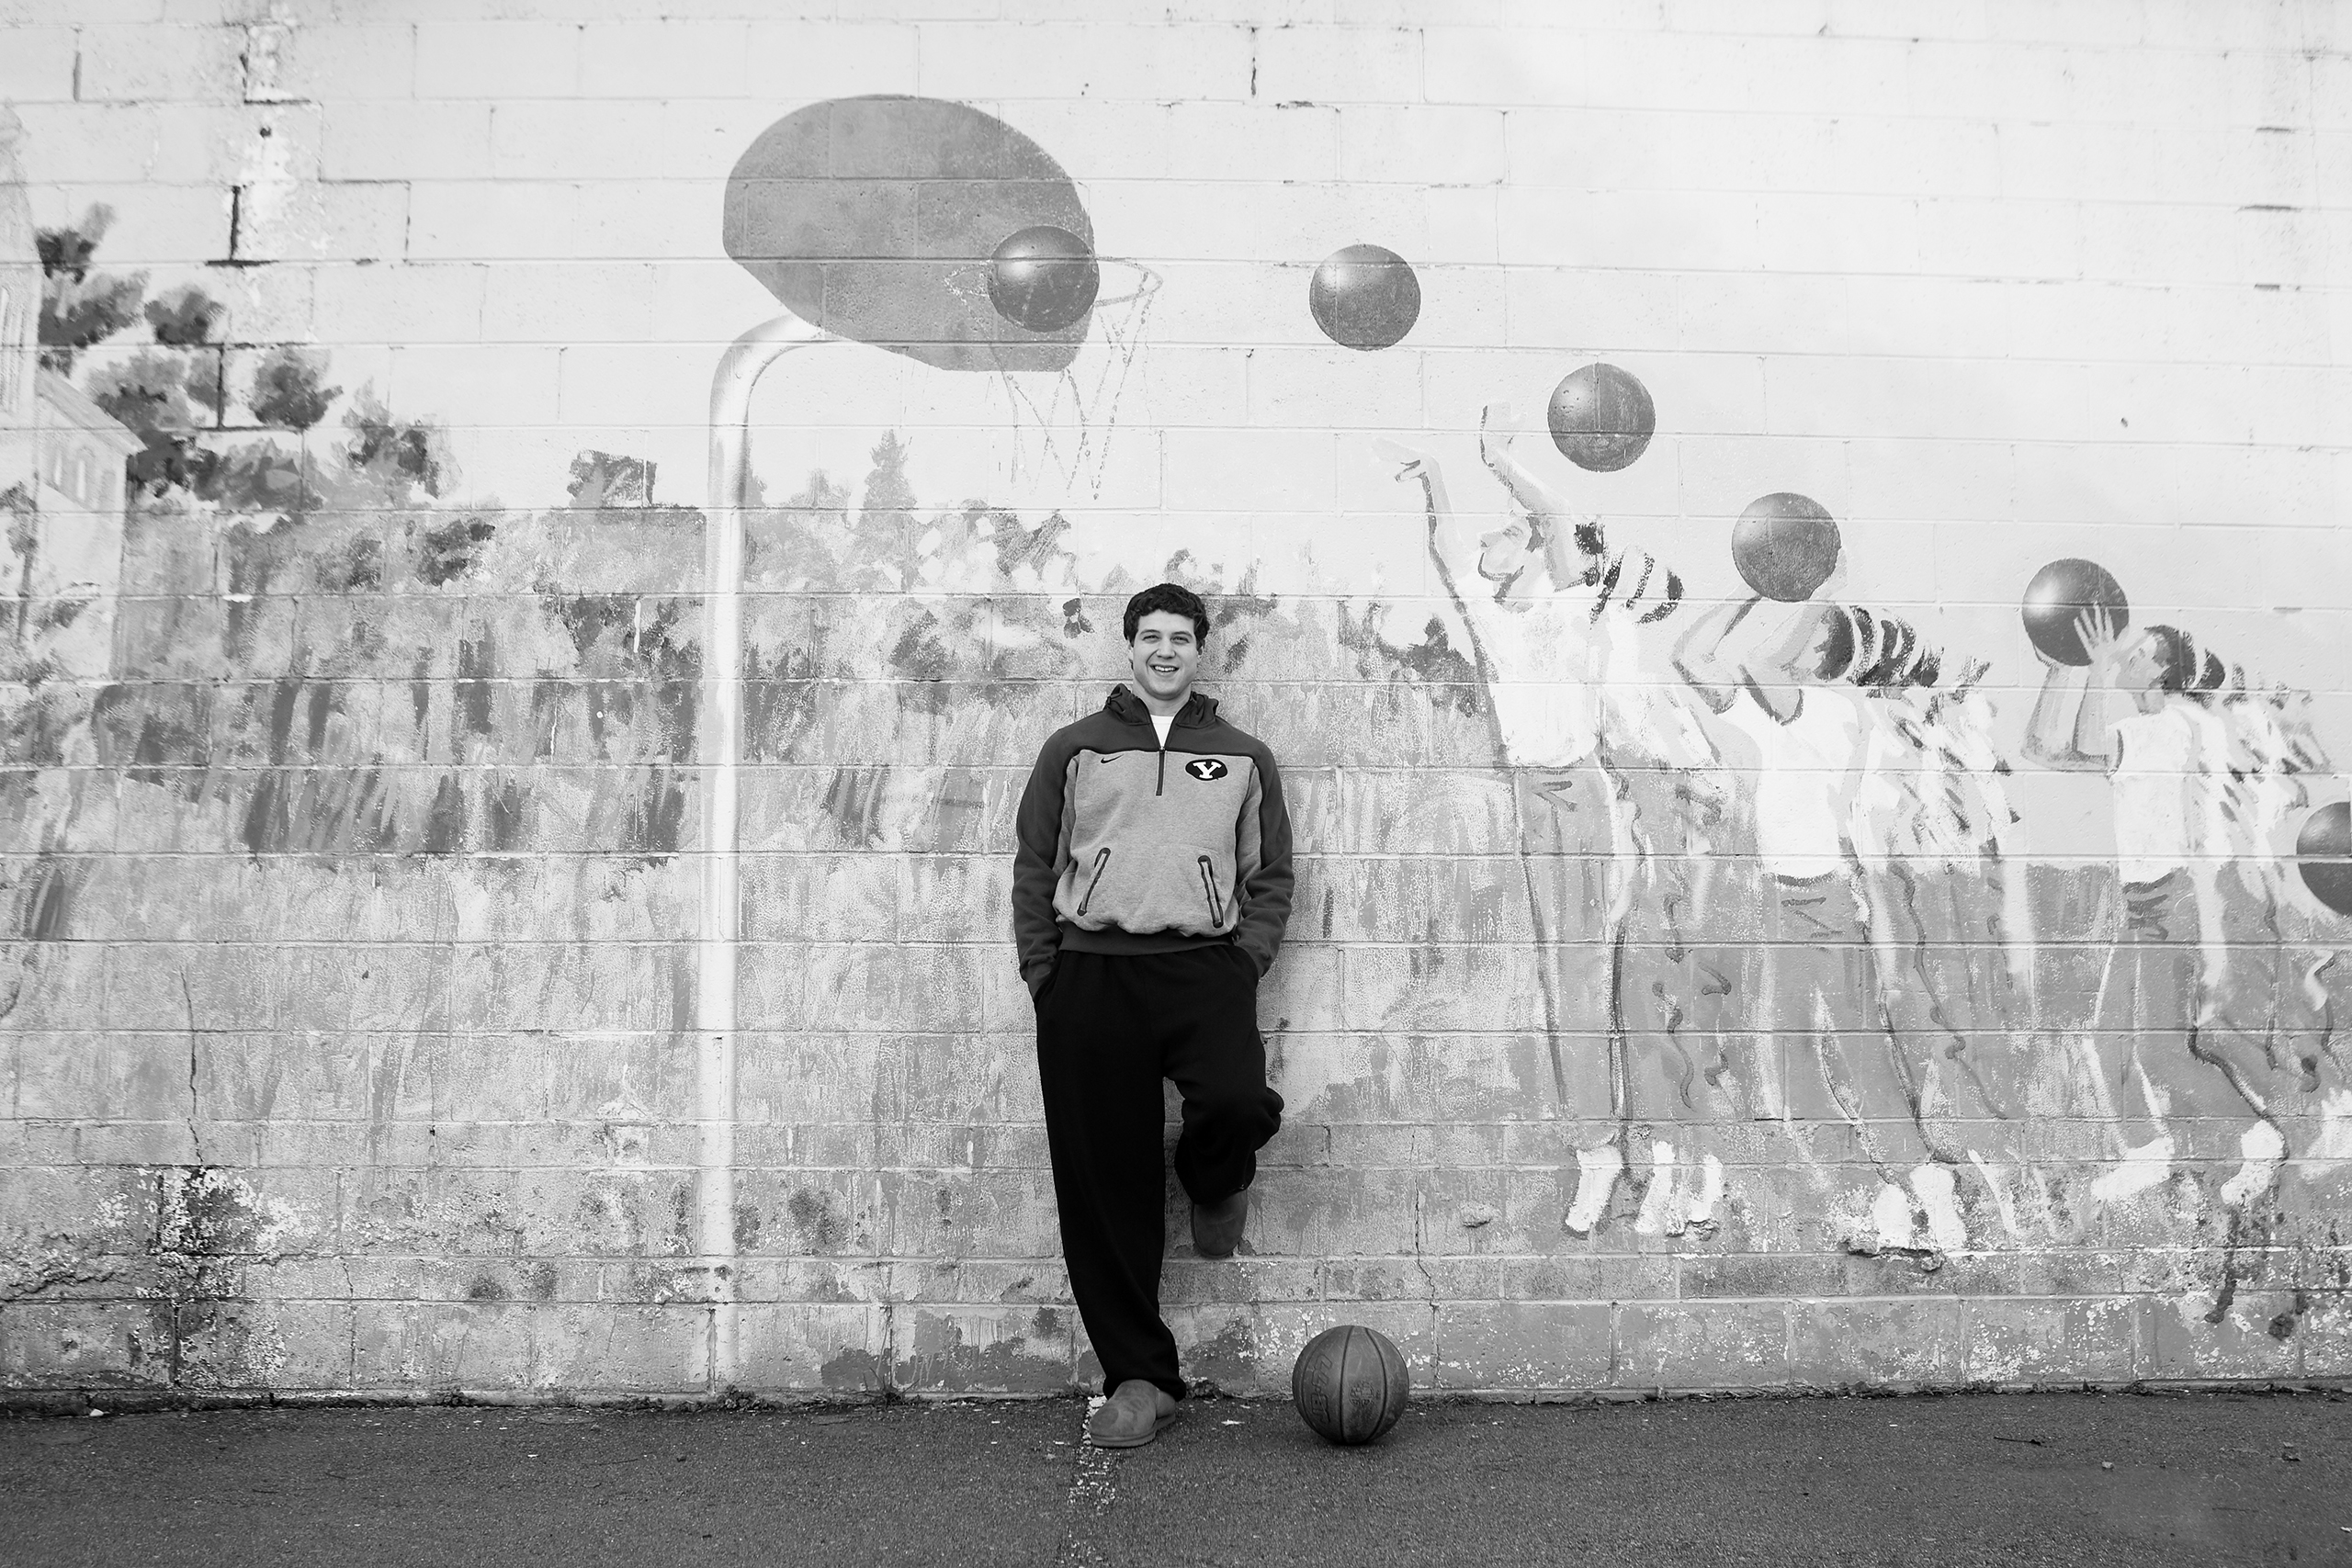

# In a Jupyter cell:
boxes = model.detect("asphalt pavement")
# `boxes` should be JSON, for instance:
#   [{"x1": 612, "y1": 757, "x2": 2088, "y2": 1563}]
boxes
[{"x1": 3, "y1": 1389, "x2": 2347, "y2": 1566}]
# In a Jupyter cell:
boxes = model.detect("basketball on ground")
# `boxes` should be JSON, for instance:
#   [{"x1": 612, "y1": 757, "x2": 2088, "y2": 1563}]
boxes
[
  {"x1": 1732, "y1": 492, "x2": 1841, "y2": 603},
  {"x1": 1292, "y1": 1325, "x2": 1410, "y2": 1446},
  {"x1": 1308, "y1": 244, "x2": 1421, "y2": 351},
  {"x1": 1547, "y1": 362, "x2": 1656, "y2": 472},
  {"x1": 2020, "y1": 558, "x2": 2130, "y2": 666},
  {"x1": 988, "y1": 224, "x2": 1101, "y2": 334}
]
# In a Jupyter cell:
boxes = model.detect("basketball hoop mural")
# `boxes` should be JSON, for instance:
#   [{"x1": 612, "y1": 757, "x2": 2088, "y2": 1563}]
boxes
[
  {"x1": 722, "y1": 96, "x2": 1102, "y2": 372},
  {"x1": 695, "y1": 96, "x2": 1154, "y2": 1387}
]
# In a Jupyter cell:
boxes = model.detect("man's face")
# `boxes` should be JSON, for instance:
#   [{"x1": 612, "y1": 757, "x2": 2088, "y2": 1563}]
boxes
[{"x1": 1127, "y1": 610, "x2": 1201, "y2": 705}]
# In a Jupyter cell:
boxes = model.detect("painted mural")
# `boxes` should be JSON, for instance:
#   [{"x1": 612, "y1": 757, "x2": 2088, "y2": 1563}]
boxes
[{"x1": 2, "y1": 72, "x2": 2348, "y2": 1400}]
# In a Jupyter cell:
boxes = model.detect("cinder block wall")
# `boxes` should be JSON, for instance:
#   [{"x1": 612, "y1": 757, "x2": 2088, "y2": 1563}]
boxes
[{"x1": 4, "y1": 0, "x2": 2349, "y2": 1402}]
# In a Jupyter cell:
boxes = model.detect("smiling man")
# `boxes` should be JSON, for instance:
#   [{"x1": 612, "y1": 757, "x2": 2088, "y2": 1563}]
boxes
[{"x1": 1012, "y1": 581, "x2": 1294, "y2": 1448}]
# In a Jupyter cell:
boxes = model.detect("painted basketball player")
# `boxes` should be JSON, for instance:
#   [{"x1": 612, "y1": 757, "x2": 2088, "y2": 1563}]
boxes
[{"x1": 1383, "y1": 407, "x2": 1728, "y2": 1238}]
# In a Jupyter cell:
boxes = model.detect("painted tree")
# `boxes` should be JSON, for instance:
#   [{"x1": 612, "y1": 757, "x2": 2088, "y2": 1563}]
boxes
[{"x1": 35, "y1": 205, "x2": 143, "y2": 374}]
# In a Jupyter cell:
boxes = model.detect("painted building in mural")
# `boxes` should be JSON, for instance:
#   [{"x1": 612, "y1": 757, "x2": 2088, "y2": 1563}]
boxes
[
  {"x1": 2, "y1": 4, "x2": 2349, "y2": 1400},
  {"x1": 0, "y1": 107, "x2": 138, "y2": 682}
]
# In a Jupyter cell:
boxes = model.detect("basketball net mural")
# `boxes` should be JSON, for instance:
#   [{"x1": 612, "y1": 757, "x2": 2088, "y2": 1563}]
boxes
[{"x1": 1, "y1": 77, "x2": 2346, "y2": 1397}]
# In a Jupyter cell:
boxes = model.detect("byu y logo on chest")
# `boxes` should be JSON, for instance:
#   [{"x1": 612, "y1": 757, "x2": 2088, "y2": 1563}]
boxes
[{"x1": 1184, "y1": 758, "x2": 1228, "y2": 781}]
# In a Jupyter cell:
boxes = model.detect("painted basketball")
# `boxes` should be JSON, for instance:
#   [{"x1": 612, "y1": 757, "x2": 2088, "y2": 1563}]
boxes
[
  {"x1": 1731, "y1": 493, "x2": 1841, "y2": 603},
  {"x1": 2020, "y1": 558, "x2": 2131, "y2": 667},
  {"x1": 1547, "y1": 362, "x2": 1656, "y2": 472},
  {"x1": 2297, "y1": 802, "x2": 2352, "y2": 918},
  {"x1": 988, "y1": 224, "x2": 1100, "y2": 334},
  {"x1": 1291, "y1": 1325, "x2": 1410, "y2": 1446},
  {"x1": 1308, "y1": 244, "x2": 1421, "y2": 352}
]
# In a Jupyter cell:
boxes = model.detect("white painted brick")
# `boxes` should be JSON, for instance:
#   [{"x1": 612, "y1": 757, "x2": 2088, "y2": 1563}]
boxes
[
  {"x1": 311, "y1": 261, "x2": 485, "y2": 347},
  {"x1": 2233, "y1": 207, "x2": 2335, "y2": 291},
  {"x1": 1087, "y1": 177, "x2": 1429, "y2": 266},
  {"x1": 233, "y1": 179, "x2": 407, "y2": 264},
  {"x1": 322, "y1": 101, "x2": 492, "y2": 183},
  {"x1": 1819, "y1": 118, "x2": 2002, "y2": 200},
  {"x1": 1505, "y1": 265, "x2": 1679, "y2": 353},
  {"x1": 1505, "y1": 107, "x2": 1729, "y2": 193},
  {"x1": 740, "y1": 23, "x2": 922, "y2": 103},
  {"x1": 76, "y1": 23, "x2": 247, "y2": 103},
  {"x1": 2315, "y1": 55, "x2": 2352, "y2": 132},
  {"x1": 1497, "y1": 186, "x2": 1762, "y2": 273},
  {"x1": 2076, "y1": 201, "x2": 2244, "y2": 288},
  {"x1": 916, "y1": 23, "x2": 1255, "y2": 101},
  {"x1": 1164, "y1": 427, "x2": 1337, "y2": 515},
  {"x1": 414, "y1": 20, "x2": 582, "y2": 100},
  {"x1": 1246, "y1": 342, "x2": 1427, "y2": 430},
  {"x1": 1576, "y1": 32, "x2": 1916, "y2": 118},
  {"x1": 1422, "y1": 24, "x2": 1586, "y2": 107},
  {"x1": 642, "y1": 257, "x2": 782, "y2": 349},
  {"x1": 835, "y1": 0, "x2": 995, "y2": 17},
  {"x1": 1666, "y1": 0, "x2": 1832, "y2": 35},
  {"x1": 1254, "y1": 23, "x2": 1423, "y2": 105},
  {"x1": 2164, "y1": 285, "x2": 2331, "y2": 368},
  {"x1": 1337, "y1": 105, "x2": 1505, "y2": 186},
  {"x1": 481, "y1": 261, "x2": 653, "y2": 345},
  {"x1": 1678, "y1": 272, "x2": 1855, "y2": 357},
  {"x1": 1422, "y1": 186, "x2": 1499, "y2": 265},
  {"x1": 245, "y1": 23, "x2": 416, "y2": 102},
  {"x1": 1005, "y1": 100, "x2": 1336, "y2": 184},
  {"x1": 195, "y1": 259, "x2": 312, "y2": 342},
  {"x1": 1756, "y1": 192, "x2": 1922, "y2": 276},
  {"x1": 489, "y1": 101, "x2": 672, "y2": 182},
  {"x1": 554, "y1": 343, "x2": 708, "y2": 425},
  {"x1": 2213, "y1": 41, "x2": 2316, "y2": 128},
  {"x1": 1824, "y1": 0, "x2": 1987, "y2": 39},
  {"x1": 0, "y1": 25, "x2": 78, "y2": 101},
  {"x1": 566, "y1": 177, "x2": 715, "y2": 262},
  {"x1": 1841, "y1": 435, "x2": 2014, "y2": 523},
  {"x1": 1914, "y1": 197, "x2": 2079, "y2": 282},
  {"x1": 152, "y1": 102, "x2": 324, "y2": 187},
  {"x1": 1163, "y1": 0, "x2": 1330, "y2": 21},
  {"x1": 577, "y1": 19, "x2": 750, "y2": 99},
  {"x1": 0, "y1": 0, "x2": 162, "y2": 20},
  {"x1": 404, "y1": 179, "x2": 577, "y2": 261},
  {"x1": 1984, "y1": 0, "x2": 2144, "y2": 46},
  {"x1": 9, "y1": 104, "x2": 162, "y2": 183},
  {"x1": 26, "y1": 181, "x2": 231, "y2": 263}
]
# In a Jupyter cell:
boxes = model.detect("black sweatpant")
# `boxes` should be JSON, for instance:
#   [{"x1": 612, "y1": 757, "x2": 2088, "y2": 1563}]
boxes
[{"x1": 1035, "y1": 945, "x2": 1283, "y2": 1401}]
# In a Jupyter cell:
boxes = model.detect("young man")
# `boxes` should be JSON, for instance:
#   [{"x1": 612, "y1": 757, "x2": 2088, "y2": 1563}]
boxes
[{"x1": 1012, "y1": 582, "x2": 1293, "y2": 1449}]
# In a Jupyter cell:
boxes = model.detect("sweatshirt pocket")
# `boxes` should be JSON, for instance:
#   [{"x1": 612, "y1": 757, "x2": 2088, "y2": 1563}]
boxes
[
  {"x1": 1059, "y1": 841, "x2": 1235, "y2": 937},
  {"x1": 1196, "y1": 855, "x2": 1226, "y2": 926},
  {"x1": 1076, "y1": 847, "x2": 1112, "y2": 916}
]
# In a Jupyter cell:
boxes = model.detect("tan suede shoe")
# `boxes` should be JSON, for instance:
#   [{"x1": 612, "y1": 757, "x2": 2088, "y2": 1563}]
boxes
[
  {"x1": 1191, "y1": 1188, "x2": 1249, "y2": 1258},
  {"x1": 1086, "y1": 1380, "x2": 1180, "y2": 1448}
]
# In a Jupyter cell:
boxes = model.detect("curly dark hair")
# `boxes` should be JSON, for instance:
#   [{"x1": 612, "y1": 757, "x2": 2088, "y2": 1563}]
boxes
[
  {"x1": 1816, "y1": 605, "x2": 1941, "y2": 690},
  {"x1": 2144, "y1": 624, "x2": 2226, "y2": 697},
  {"x1": 1122, "y1": 582, "x2": 1210, "y2": 645}
]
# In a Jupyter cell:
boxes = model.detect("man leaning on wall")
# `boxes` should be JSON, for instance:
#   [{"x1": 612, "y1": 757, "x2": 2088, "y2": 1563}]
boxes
[{"x1": 1011, "y1": 582, "x2": 1295, "y2": 1449}]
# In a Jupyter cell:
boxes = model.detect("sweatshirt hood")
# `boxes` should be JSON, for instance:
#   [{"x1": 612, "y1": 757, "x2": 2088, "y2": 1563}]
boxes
[{"x1": 1105, "y1": 683, "x2": 1219, "y2": 728}]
